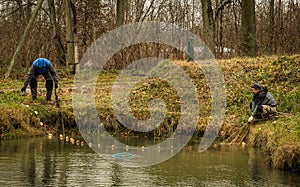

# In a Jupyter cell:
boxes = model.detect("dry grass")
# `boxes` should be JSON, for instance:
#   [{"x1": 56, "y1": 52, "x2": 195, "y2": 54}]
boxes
[{"x1": 272, "y1": 144, "x2": 300, "y2": 172}]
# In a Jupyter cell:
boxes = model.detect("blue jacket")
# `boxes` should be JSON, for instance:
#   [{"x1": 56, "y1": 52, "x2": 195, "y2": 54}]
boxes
[
  {"x1": 23, "y1": 58, "x2": 58, "y2": 88},
  {"x1": 33, "y1": 58, "x2": 51, "y2": 74}
]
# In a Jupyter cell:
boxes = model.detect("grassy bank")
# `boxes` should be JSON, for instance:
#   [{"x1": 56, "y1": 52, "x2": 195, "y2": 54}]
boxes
[
  {"x1": 0, "y1": 55, "x2": 299, "y2": 171},
  {"x1": 0, "y1": 74, "x2": 76, "y2": 139},
  {"x1": 219, "y1": 55, "x2": 300, "y2": 172},
  {"x1": 248, "y1": 114, "x2": 300, "y2": 172}
]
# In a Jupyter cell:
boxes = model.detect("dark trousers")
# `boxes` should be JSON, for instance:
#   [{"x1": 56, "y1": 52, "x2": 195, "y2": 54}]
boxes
[{"x1": 30, "y1": 75, "x2": 53, "y2": 101}]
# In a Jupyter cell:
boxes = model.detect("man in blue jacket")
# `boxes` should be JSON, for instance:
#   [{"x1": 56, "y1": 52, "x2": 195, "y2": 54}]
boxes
[
  {"x1": 21, "y1": 58, "x2": 59, "y2": 102},
  {"x1": 248, "y1": 83, "x2": 277, "y2": 123}
]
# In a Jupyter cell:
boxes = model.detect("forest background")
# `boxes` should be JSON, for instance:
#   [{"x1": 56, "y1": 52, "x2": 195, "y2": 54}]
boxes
[{"x1": 0, "y1": 0, "x2": 299, "y2": 74}]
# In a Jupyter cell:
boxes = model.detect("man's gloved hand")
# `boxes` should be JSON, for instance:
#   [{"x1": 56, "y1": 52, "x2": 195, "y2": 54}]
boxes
[
  {"x1": 248, "y1": 116, "x2": 254, "y2": 123},
  {"x1": 55, "y1": 83, "x2": 58, "y2": 89},
  {"x1": 21, "y1": 87, "x2": 26, "y2": 92}
]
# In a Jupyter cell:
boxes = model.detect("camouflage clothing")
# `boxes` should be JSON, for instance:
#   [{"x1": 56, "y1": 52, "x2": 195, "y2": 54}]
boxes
[{"x1": 250, "y1": 85, "x2": 277, "y2": 118}]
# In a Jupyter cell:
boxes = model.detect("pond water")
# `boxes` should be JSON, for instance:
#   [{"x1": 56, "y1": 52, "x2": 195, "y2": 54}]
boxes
[{"x1": 0, "y1": 137, "x2": 299, "y2": 186}]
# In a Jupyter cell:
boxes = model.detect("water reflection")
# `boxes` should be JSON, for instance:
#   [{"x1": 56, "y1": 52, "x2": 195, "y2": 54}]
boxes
[
  {"x1": 111, "y1": 163, "x2": 123, "y2": 186},
  {"x1": 0, "y1": 137, "x2": 299, "y2": 186}
]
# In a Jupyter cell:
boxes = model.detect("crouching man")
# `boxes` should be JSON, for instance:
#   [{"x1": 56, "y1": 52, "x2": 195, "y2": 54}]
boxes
[
  {"x1": 21, "y1": 58, "x2": 58, "y2": 102},
  {"x1": 248, "y1": 83, "x2": 277, "y2": 123}
]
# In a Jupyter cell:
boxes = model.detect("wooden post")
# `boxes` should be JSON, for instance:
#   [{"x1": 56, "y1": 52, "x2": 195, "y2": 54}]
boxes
[{"x1": 74, "y1": 35, "x2": 79, "y2": 73}]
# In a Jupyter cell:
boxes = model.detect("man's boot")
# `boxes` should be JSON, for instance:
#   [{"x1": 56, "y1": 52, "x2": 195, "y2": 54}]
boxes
[{"x1": 30, "y1": 78, "x2": 38, "y2": 100}]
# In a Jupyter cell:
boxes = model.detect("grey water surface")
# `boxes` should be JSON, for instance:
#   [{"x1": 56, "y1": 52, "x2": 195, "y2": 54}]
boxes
[{"x1": 0, "y1": 137, "x2": 299, "y2": 186}]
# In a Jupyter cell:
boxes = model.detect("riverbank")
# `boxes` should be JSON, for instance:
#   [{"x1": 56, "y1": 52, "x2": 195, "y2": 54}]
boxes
[
  {"x1": 1, "y1": 55, "x2": 299, "y2": 171},
  {"x1": 248, "y1": 114, "x2": 300, "y2": 172},
  {"x1": 220, "y1": 55, "x2": 300, "y2": 172}
]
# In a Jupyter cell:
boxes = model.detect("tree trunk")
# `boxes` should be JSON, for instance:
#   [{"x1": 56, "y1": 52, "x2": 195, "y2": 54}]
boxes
[
  {"x1": 275, "y1": 0, "x2": 283, "y2": 54},
  {"x1": 91, "y1": 0, "x2": 96, "y2": 41},
  {"x1": 201, "y1": 0, "x2": 215, "y2": 54},
  {"x1": 241, "y1": 0, "x2": 257, "y2": 56},
  {"x1": 64, "y1": 0, "x2": 75, "y2": 69},
  {"x1": 115, "y1": 0, "x2": 128, "y2": 68},
  {"x1": 47, "y1": 0, "x2": 66, "y2": 65},
  {"x1": 5, "y1": 0, "x2": 44, "y2": 79},
  {"x1": 116, "y1": 0, "x2": 127, "y2": 27},
  {"x1": 267, "y1": 0, "x2": 275, "y2": 55}
]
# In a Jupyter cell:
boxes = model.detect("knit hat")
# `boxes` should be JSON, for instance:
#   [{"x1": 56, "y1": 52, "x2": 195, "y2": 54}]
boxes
[{"x1": 251, "y1": 83, "x2": 261, "y2": 90}]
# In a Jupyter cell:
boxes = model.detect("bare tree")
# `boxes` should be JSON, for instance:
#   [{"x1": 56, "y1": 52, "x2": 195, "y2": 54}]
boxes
[
  {"x1": 64, "y1": 0, "x2": 75, "y2": 68},
  {"x1": 241, "y1": 0, "x2": 257, "y2": 56},
  {"x1": 201, "y1": 0, "x2": 215, "y2": 53},
  {"x1": 116, "y1": 0, "x2": 127, "y2": 27},
  {"x1": 215, "y1": 0, "x2": 232, "y2": 57},
  {"x1": 1, "y1": 0, "x2": 300, "y2": 74},
  {"x1": 5, "y1": 0, "x2": 44, "y2": 79},
  {"x1": 267, "y1": 0, "x2": 275, "y2": 55},
  {"x1": 48, "y1": 0, "x2": 65, "y2": 65}
]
